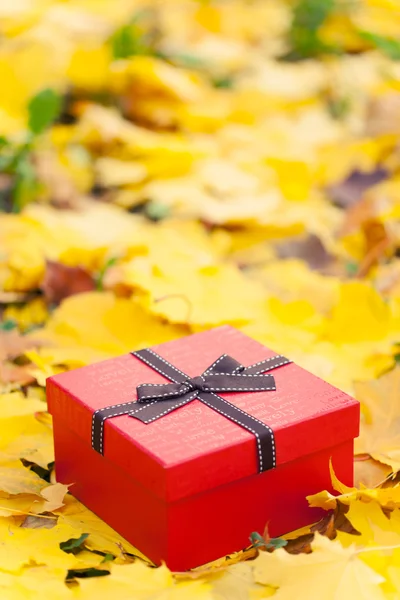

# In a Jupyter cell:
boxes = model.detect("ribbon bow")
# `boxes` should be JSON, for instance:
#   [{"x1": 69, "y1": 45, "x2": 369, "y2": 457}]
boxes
[
  {"x1": 136, "y1": 354, "x2": 276, "y2": 403},
  {"x1": 92, "y1": 349, "x2": 291, "y2": 473}
]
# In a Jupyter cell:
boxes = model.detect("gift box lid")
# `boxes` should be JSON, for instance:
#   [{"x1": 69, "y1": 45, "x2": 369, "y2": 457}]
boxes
[{"x1": 47, "y1": 326, "x2": 359, "y2": 503}]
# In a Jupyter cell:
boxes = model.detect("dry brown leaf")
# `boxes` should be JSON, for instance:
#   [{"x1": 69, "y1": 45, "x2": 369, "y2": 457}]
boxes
[
  {"x1": 340, "y1": 197, "x2": 376, "y2": 235},
  {"x1": 41, "y1": 260, "x2": 96, "y2": 305},
  {"x1": 366, "y1": 93, "x2": 400, "y2": 137},
  {"x1": 276, "y1": 234, "x2": 334, "y2": 271},
  {"x1": 21, "y1": 515, "x2": 57, "y2": 529},
  {"x1": 356, "y1": 219, "x2": 392, "y2": 277},
  {"x1": 34, "y1": 151, "x2": 80, "y2": 209},
  {"x1": 0, "y1": 330, "x2": 39, "y2": 361},
  {"x1": 0, "y1": 363, "x2": 35, "y2": 386},
  {"x1": 328, "y1": 169, "x2": 387, "y2": 209},
  {"x1": 354, "y1": 455, "x2": 392, "y2": 489}
]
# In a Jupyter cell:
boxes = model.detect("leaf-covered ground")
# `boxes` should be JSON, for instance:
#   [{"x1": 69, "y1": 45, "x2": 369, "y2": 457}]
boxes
[{"x1": 1, "y1": 0, "x2": 400, "y2": 597}]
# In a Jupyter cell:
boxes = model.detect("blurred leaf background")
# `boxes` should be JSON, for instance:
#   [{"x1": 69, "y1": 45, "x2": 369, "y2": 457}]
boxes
[{"x1": 2, "y1": 0, "x2": 400, "y2": 598}]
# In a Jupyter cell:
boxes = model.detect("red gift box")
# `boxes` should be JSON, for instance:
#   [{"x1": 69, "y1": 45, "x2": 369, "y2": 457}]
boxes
[{"x1": 47, "y1": 326, "x2": 359, "y2": 571}]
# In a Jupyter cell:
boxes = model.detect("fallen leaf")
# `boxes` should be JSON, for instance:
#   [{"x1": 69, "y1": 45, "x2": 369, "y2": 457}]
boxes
[
  {"x1": 0, "y1": 330, "x2": 39, "y2": 361},
  {"x1": 0, "y1": 432, "x2": 54, "y2": 469},
  {"x1": 307, "y1": 461, "x2": 400, "y2": 511},
  {"x1": 0, "y1": 566, "x2": 73, "y2": 599},
  {"x1": 355, "y1": 367, "x2": 400, "y2": 471},
  {"x1": 41, "y1": 260, "x2": 96, "y2": 305},
  {"x1": 32, "y1": 483, "x2": 69, "y2": 514},
  {"x1": 276, "y1": 234, "x2": 334, "y2": 271},
  {"x1": 0, "y1": 392, "x2": 45, "y2": 419},
  {"x1": 252, "y1": 533, "x2": 386, "y2": 600},
  {"x1": 0, "y1": 362, "x2": 35, "y2": 386},
  {"x1": 0, "y1": 495, "x2": 39, "y2": 518},
  {"x1": 77, "y1": 561, "x2": 213, "y2": 600},
  {"x1": 0, "y1": 465, "x2": 47, "y2": 495},
  {"x1": 354, "y1": 456, "x2": 392, "y2": 489},
  {"x1": 328, "y1": 169, "x2": 388, "y2": 208},
  {"x1": 0, "y1": 519, "x2": 86, "y2": 573},
  {"x1": 95, "y1": 157, "x2": 148, "y2": 188},
  {"x1": 22, "y1": 515, "x2": 57, "y2": 529}
]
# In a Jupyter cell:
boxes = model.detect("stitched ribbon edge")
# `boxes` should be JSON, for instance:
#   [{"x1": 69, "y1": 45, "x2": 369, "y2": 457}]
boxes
[{"x1": 91, "y1": 350, "x2": 292, "y2": 473}]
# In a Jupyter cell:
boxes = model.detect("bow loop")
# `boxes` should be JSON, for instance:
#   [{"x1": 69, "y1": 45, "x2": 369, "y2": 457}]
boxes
[
  {"x1": 204, "y1": 354, "x2": 243, "y2": 375},
  {"x1": 136, "y1": 381, "x2": 184, "y2": 403},
  {"x1": 135, "y1": 355, "x2": 277, "y2": 403},
  {"x1": 199, "y1": 372, "x2": 275, "y2": 393}
]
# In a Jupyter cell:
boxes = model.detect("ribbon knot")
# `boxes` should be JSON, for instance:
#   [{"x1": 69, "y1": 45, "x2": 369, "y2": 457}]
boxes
[
  {"x1": 183, "y1": 376, "x2": 208, "y2": 393},
  {"x1": 135, "y1": 354, "x2": 277, "y2": 404}
]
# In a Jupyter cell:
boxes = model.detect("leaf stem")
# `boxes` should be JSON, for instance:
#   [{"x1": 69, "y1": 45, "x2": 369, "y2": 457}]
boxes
[
  {"x1": 0, "y1": 506, "x2": 57, "y2": 518},
  {"x1": 355, "y1": 543, "x2": 400, "y2": 555}
]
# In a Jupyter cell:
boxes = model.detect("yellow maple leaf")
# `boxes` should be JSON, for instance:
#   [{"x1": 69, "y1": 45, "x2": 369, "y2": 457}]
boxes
[
  {"x1": 323, "y1": 281, "x2": 399, "y2": 344},
  {"x1": 338, "y1": 501, "x2": 400, "y2": 550},
  {"x1": 67, "y1": 44, "x2": 111, "y2": 92},
  {"x1": 253, "y1": 533, "x2": 386, "y2": 600},
  {"x1": 355, "y1": 367, "x2": 400, "y2": 471},
  {"x1": 29, "y1": 291, "x2": 185, "y2": 371},
  {"x1": 95, "y1": 157, "x2": 148, "y2": 188},
  {"x1": 0, "y1": 432, "x2": 55, "y2": 470},
  {"x1": 253, "y1": 259, "x2": 340, "y2": 314},
  {"x1": 31, "y1": 483, "x2": 69, "y2": 515},
  {"x1": 0, "y1": 565, "x2": 73, "y2": 600},
  {"x1": 0, "y1": 519, "x2": 81, "y2": 572},
  {"x1": 3, "y1": 298, "x2": 48, "y2": 332},
  {"x1": 0, "y1": 392, "x2": 45, "y2": 419},
  {"x1": 0, "y1": 495, "x2": 39, "y2": 518},
  {"x1": 307, "y1": 462, "x2": 400, "y2": 511},
  {"x1": 110, "y1": 55, "x2": 204, "y2": 103},
  {"x1": 76, "y1": 561, "x2": 213, "y2": 600},
  {"x1": 0, "y1": 466, "x2": 47, "y2": 496}
]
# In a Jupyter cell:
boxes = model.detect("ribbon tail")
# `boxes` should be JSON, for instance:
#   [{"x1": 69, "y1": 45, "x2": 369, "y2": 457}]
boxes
[
  {"x1": 204, "y1": 354, "x2": 243, "y2": 375},
  {"x1": 129, "y1": 390, "x2": 198, "y2": 424},
  {"x1": 244, "y1": 355, "x2": 292, "y2": 375},
  {"x1": 198, "y1": 391, "x2": 275, "y2": 472},
  {"x1": 92, "y1": 401, "x2": 139, "y2": 455},
  {"x1": 202, "y1": 372, "x2": 276, "y2": 392}
]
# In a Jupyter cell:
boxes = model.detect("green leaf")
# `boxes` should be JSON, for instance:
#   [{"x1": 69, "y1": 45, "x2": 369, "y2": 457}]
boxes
[
  {"x1": 249, "y1": 531, "x2": 287, "y2": 550},
  {"x1": 67, "y1": 568, "x2": 110, "y2": 580},
  {"x1": 101, "y1": 553, "x2": 115, "y2": 563},
  {"x1": 328, "y1": 96, "x2": 352, "y2": 120},
  {"x1": 145, "y1": 200, "x2": 170, "y2": 221},
  {"x1": 28, "y1": 88, "x2": 62, "y2": 135},
  {"x1": 345, "y1": 261, "x2": 359, "y2": 276},
  {"x1": 359, "y1": 31, "x2": 400, "y2": 60},
  {"x1": 164, "y1": 52, "x2": 207, "y2": 69},
  {"x1": 0, "y1": 319, "x2": 18, "y2": 332},
  {"x1": 12, "y1": 155, "x2": 39, "y2": 212},
  {"x1": 394, "y1": 353, "x2": 400, "y2": 364},
  {"x1": 60, "y1": 533, "x2": 89, "y2": 554},
  {"x1": 212, "y1": 75, "x2": 235, "y2": 89},
  {"x1": 285, "y1": 0, "x2": 338, "y2": 60},
  {"x1": 95, "y1": 256, "x2": 119, "y2": 291},
  {"x1": 111, "y1": 23, "x2": 155, "y2": 59},
  {"x1": 268, "y1": 537, "x2": 288, "y2": 549}
]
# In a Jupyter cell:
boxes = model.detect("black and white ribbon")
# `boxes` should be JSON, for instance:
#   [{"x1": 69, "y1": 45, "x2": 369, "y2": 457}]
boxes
[{"x1": 91, "y1": 350, "x2": 291, "y2": 473}]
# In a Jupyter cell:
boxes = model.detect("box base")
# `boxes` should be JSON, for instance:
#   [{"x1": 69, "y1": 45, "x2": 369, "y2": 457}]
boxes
[{"x1": 53, "y1": 421, "x2": 353, "y2": 571}]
